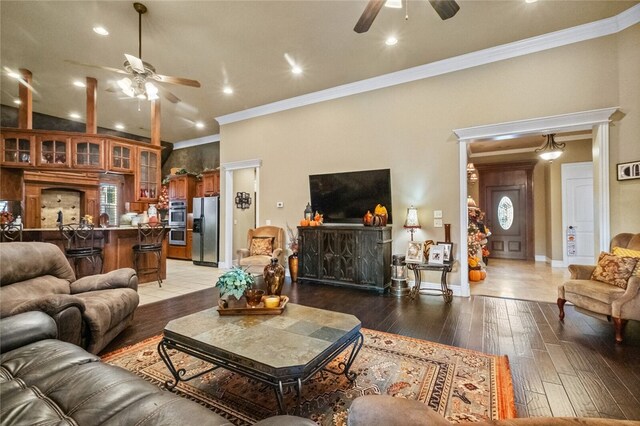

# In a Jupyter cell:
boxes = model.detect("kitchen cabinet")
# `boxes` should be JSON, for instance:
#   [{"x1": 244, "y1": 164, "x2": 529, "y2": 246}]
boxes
[
  {"x1": 37, "y1": 136, "x2": 70, "y2": 167},
  {"x1": 108, "y1": 142, "x2": 134, "y2": 173},
  {"x1": 201, "y1": 170, "x2": 220, "y2": 196},
  {"x1": 72, "y1": 137, "x2": 104, "y2": 169},
  {"x1": 168, "y1": 174, "x2": 196, "y2": 210},
  {"x1": 298, "y1": 225, "x2": 392, "y2": 293},
  {"x1": 195, "y1": 180, "x2": 204, "y2": 198},
  {"x1": 136, "y1": 148, "x2": 160, "y2": 201},
  {"x1": 1, "y1": 131, "x2": 35, "y2": 166}
]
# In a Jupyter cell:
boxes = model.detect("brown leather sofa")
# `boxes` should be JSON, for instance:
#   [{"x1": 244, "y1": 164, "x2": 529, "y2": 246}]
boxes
[
  {"x1": 0, "y1": 241, "x2": 138, "y2": 354},
  {"x1": 347, "y1": 395, "x2": 640, "y2": 425},
  {"x1": 0, "y1": 312, "x2": 316, "y2": 426}
]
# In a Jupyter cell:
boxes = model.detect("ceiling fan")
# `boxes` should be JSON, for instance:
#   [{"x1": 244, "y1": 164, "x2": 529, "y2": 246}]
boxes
[
  {"x1": 66, "y1": 2, "x2": 200, "y2": 103},
  {"x1": 354, "y1": 0, "x2": 460, "y2": 33}
]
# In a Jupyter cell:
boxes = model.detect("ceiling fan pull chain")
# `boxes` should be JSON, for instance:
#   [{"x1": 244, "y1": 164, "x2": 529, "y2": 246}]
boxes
[{"x1": 405, "y1": 0, "x2": 409, "y2": 21}]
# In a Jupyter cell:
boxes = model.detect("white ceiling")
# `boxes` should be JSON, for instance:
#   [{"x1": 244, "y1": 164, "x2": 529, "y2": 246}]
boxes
[{"x1": 1, "y1": 1, "x2": 637, "y2": 143}]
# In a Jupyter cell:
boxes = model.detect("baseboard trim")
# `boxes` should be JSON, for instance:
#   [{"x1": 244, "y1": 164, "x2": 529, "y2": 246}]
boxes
[
  {"x1": 535, "y1": 255, "x2": 548, "y2": 262},
  {"x1": 550, "y1": 260, "x2": 565, "y2": 268}
]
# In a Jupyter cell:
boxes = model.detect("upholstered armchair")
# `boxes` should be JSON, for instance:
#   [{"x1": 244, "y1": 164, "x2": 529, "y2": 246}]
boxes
[
  {"x1": 0, "y1": 242, "x2": 139, "y2": 354},
  {"x1": 557, "y1": 233, "x2": 640, "y2": 343},
  {"x1": 237, "y1": 226, "x2": 285, "y2": 274}
]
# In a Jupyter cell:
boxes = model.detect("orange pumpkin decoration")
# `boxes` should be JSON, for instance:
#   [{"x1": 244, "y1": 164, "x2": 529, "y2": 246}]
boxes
[
  {"x1": 300, "y1": 219, "x2": 310, "y2": 226},
  {"x1": 363, "y1": 211, "x2": 373, "y2": 226},
  {"x1": 480, "y1": 269, "x2": 487, "y2": 280},
  {"x1": 469, "y1": 269, "x2": 483, "y2": 282}
]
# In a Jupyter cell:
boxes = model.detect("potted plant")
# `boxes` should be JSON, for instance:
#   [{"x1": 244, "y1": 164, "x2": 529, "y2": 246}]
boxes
[{"x1": 215, "y1": 266, "x2": 256, "y2": 300}]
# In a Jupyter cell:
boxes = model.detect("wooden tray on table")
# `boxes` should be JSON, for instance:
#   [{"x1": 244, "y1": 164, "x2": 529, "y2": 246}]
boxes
[{"x1": 217, "y1": 295, "x2": 289, "y2": 315}]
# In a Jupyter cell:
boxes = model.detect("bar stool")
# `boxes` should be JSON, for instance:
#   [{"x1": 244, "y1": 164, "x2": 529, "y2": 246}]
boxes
[
  {"x1": 59, "y1": 222, "x2": 103, "y2": 277},
  {"x1": 0, "y1": 223, "x2": 23, "y2": 242},
  {"x1": 133, "y1": 222, "x2": 167, "y2": 287}
]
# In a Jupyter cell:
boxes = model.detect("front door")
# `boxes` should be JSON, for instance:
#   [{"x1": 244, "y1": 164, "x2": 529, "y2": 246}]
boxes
[
  {"x1": 487, "y1": 185, "x2": 526, "y2": 259},
  {"x1": 477, "y1": 161, "x2": 535, "y2": 261}
]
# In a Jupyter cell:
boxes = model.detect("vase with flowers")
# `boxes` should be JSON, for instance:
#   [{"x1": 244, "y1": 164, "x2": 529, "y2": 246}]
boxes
[{"x1": 286, "y1": 223, "x2": 299, "y2": 283}]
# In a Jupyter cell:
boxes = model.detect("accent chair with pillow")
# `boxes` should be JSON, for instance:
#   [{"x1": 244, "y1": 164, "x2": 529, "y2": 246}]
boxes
[
  {"x1": 557, "y1": 233, "x2": 640, "y2": 343},
  {"x1": 237, "y1": 226, "x2": 285, "y2": 274},
  {"x1": 0, "y1": 241, "x2": 139, "y2": 354}
]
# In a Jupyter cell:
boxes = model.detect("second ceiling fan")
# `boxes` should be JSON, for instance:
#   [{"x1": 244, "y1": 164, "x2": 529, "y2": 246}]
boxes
[
  {"x1": 67, "y1": 2, "x2": 200, "y2": 103},
  {"x1": 354, "y1": 0, "x2": 460, "y2": 33}
]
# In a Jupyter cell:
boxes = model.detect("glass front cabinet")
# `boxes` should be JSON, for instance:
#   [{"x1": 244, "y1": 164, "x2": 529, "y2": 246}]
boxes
[
  {"x1": 1, "y1": 132, "x2": 35, "y2": 166},
  {"x1": 37, "y1": 136, "x2": 70, "y2": 167},
  {"x1": 108, "y1": 141, "x2": 134, "y2": 173},
  {"x1": 72, "y1": 137, "x2": 104, "y2": 169},
  {"x1": 137, "y1": 147, "x2": 160, "y2": 201}
]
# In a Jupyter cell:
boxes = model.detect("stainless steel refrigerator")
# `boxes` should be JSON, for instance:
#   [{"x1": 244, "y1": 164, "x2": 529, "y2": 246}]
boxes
[{"x1": 192, "y1": 196, "x2": 219, "y2": 266}]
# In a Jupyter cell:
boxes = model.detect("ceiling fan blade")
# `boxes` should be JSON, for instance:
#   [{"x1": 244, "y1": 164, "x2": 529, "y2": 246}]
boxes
[
  {"x1": 157, "y1": 85, "x2": 181, "y2": 103},
  {"x1": 124, "y1": 54, "x2": 145, "y2": 73},
  {"x1": 65, "y1": 59, "x2": 129, "y2": 75},
  {"x1": 354, "y1": 0, "x2": 385, "y2": 34},
  {"x1": 152, "y1": 73, "x2": 201, "y2": 88},
  {"x1": 429, "y1": 0, "x2": 460, "y2": 20}
]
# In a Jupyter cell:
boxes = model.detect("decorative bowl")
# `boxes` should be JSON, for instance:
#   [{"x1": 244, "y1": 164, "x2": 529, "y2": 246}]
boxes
[{"x1": 244, "y1": 289, "x2": 265, "y2": 307}]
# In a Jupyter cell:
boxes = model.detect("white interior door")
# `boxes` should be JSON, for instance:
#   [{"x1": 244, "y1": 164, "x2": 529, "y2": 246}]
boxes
[{"x1": 562, "y1": 162, "x2": 595, "y2": 266}]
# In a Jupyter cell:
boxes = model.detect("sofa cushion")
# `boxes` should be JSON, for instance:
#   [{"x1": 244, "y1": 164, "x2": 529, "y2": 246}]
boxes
[
  {"x1": 612, "y1": 246, "x2": 640, "y2": 277},
  {"x1": 1, "y1": 339, "x2": 231, "y2": 426},
  {"x1": 0, "y1": 242, "x2": 75, "y2": 286},
  {"x1": 590, "y1": 252, "x2": 637, "y2": 289},
  {"x1": 563, "y1": 279, "x2": 626, "y2": 305}
]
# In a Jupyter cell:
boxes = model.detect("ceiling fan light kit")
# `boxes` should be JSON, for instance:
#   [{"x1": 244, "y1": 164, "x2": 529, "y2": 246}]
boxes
[{"x1": 354, "y1": 0, "x2": 460, "y2": 33}]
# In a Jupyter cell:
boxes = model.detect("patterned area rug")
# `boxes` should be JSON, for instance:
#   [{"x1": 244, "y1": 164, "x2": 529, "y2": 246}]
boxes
[{"x1": 102, "y1": 329, "x2": 516, "y2": 425}]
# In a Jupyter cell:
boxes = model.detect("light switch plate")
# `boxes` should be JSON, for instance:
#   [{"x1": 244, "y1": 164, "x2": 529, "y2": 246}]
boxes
[
  {"x1": 434, "y1": 218, "x2": 443, "y2": 228},
  {"x1": 434, "y1": 210, "x2": 443, "y2": 219},
  {"x1": 265, "y1": 219, "x2": 271, "y2": 225}
]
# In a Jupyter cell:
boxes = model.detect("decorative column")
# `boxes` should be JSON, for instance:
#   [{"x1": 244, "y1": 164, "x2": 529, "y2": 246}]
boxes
[
  {"x1": 18, "y1": 69, "x2": 33, "y2": 129},
  {"x1": 151, "y1": 99, "x2": 161, "y2": 146},
  {"x1": 86, "y1": 77, "x2": 98, "y2": 134}
]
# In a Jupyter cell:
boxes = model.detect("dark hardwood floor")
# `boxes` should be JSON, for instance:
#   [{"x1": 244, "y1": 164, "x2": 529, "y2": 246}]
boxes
[{"x1": 103, "y1": 281, "x2": 640, "y2": 421}]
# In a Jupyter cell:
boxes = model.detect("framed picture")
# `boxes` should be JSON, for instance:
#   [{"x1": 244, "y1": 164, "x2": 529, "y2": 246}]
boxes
[
  {"x1": 617, "y1": 161, "x2": 640, "y2": 181},
  {"x1": 437, "y1": 241, "x2": 453, "y2": 262},
  {"x1": 428, "y1": 245, "x2": 445, "y2": 265},
  {"x1": 406, "y1": 241, "x2": 424, "y2": 263}
]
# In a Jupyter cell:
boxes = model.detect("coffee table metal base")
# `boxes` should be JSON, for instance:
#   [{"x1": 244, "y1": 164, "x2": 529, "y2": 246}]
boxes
[{"x1": 157, "y1": 331, "x2": 364, "y2": 415}]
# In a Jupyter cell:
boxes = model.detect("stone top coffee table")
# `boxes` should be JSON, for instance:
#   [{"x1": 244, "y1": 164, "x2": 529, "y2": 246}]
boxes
[{"x1": 157, "y1": 303, "x2": 363, "y2": 414}]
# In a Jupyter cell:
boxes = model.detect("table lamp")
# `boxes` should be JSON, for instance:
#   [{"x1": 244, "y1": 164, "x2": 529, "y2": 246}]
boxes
[{"x1": 403, "y1": 205, "x2": 421, "y2": 241}]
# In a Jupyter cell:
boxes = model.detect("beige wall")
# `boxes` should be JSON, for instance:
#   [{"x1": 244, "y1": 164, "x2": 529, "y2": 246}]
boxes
[{"x1": 219, "y1": 26, "x2": 639, "y2": 287}]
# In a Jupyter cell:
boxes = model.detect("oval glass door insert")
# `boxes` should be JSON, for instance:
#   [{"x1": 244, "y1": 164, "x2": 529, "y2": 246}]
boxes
[{"x1": 497, "y1": 196, "x2": 514, "y2": 230}]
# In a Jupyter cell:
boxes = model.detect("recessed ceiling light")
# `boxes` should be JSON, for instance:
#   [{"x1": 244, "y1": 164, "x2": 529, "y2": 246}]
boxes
[
  {"x1": 291, "y1": 65, "x2": 303, "y2": 75},
  {"x1": 13, "y1": 99, "x2": 21, "y2": 105},
  {"x1": 195, "y1": 121, "x2": 205, "y2": 129},
  {"x1": 223, "y1": 86, "x2": 233, "y2": 95},
  {"x1": 385, "y1": 36, "x2": 398, "y2": 46},
  {"x1": 115, "y1": 123, "x2": 125, "y2": 130},
  {"x1": 93, "y1": 26, "x2": 109, "y2": 36},
  {"x1": 73, "y1": 80, "x2": 86, "y2": 88},
  {"x1": 525, "y1": 0, "x2": 538, "y2": 3},
  {"x1": 69, "y1": 112, "x2": 81, "y2": 119}
]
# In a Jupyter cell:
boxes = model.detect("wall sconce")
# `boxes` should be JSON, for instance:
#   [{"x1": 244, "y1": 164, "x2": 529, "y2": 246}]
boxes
[
  {"x1": 403, "y1": 205, "x2": 421, "y2": 241},
  {"x1": 235, "y1": 192, "x2": 251, "y2": 209},
  {"x1": 467, "y1": 163, "x2": 478, "y2": 185}
]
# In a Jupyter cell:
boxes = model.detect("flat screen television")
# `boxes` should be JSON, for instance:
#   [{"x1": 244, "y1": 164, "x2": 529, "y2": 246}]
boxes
[{"x1": 309, "y1": 168, "x2": 392, "y2": 224}]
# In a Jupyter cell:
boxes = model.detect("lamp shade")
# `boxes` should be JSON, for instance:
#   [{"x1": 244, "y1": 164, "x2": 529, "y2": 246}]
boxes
[{"x1": 403, "y1": 205, "x2": 420, "y2": 229}]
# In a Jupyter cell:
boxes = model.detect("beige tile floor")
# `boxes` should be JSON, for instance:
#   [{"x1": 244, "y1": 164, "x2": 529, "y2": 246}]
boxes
[
  {"x1": 141, "y1": 257, "x2": 567, "y2": 305},
  {"x1": 470, "y1": 257, "x2": 570, "y2": 303},
  {"x1": 137, "y1": 259, "x2": 225, "y2": 306}
]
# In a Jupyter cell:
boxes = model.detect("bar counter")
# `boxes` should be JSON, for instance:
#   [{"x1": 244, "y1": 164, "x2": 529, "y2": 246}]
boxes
[{"x1": 21, "y1": 227, "x2": 167, "y2": 284}]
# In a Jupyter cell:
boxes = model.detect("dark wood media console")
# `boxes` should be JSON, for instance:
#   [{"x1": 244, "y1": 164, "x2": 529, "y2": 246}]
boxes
[{"x1": 297, "y1": 225, "x2": 392, "y2": 293}]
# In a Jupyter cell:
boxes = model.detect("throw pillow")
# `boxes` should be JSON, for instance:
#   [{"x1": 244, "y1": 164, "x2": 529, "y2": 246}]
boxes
[
  {"x1": 249, "y1": 237, "x2": 273, "y2": 256},
  {"x1": 612, "y1": 246, "x2": 640, "y2": 277},
  {"x1": 590, "y1": 251, "x2": 638, "y2": 289}
]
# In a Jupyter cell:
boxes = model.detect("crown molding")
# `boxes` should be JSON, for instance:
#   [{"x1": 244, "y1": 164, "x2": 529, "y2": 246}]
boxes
[
  {"x1": 221, "y1": 158, "x2": 262, "y2": 171},
  {"x1": 216, "y1": 5, "x2": 639, "y2": 126},
  {"x1": 172, "y1": 133, "x2": 220, "y2": 150},
  {"x1": 453, "y1": 107, "x2": 618, "y2": 141}
]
